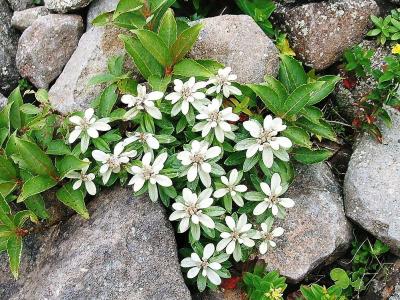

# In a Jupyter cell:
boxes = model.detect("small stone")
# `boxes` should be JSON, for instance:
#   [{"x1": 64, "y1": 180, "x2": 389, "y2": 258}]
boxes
[
  {"x1": 260, "y1": 163, "x2": 352, "y2": 283},
  {"x1": 11, "y1": 6, "x2": 50, "y2": 31},
  {"x1": 6, "y1": 0, "x2": 35, "y2": 11},
  {"x1": 0, "y1": 93, "x2": 7, "y2": 110},
  {"x1": 49, "y1": 25, "x2": 139, "y2": 114},
  {"x1": 274, "y1": 0, "x2": 380, "y2": 70},
  {"x1": 188, "y1": 15, "x2": 279, "y2": 83},
  {"x1": 0, "y1": 187, "x2": 191, "y2": 299},
  {"x1": 344, "y1": 108, "x2": 400, "y2": 256},
  {"x1": 16, "y1": 14, "x2": 84, "y2": 89},
  {"x1": 87, "y1": 0, "x2": 119, "y2": 29},
  {"x1": 44, "y1": 0, "x2": 93, "y2": 13},
  {"x1": 0, "y1": 0, "x2": 20, "y2": 94}
]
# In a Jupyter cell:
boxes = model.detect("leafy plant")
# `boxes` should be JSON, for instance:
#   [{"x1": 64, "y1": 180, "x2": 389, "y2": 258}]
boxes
[
  {"x1": 242, "y1": 261, "x2": 287, "y2": 300},
  {"x1": 248, "y1": 55, "x2": 340, "y2": 164},
  {"x1": 343, "y1": 46, "x2": 374, "y2": 78},
  {"x1": 367, "y1": 9, "x2": 400, "y2": 45}
]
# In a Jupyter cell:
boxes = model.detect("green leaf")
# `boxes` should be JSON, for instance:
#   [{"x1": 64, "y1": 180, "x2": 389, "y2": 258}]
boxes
[
  {"x1": 283, "y1": 82, "x2": 325, "y2": 118},
  {"x1": 330, "y1": 268, "x2": 350, "y2": 289},
  {"x1": 135, "y1": 29, "x2": 172, "y2": 67},
  {"x1": 243, "y1": 152, "x2": 260, "y2": 172},
  {"x1": 20, "y1": 103, "x2": 41, "y2": 115},
  {"x1": 18, "y1": 175, "x2": 57, "y2": 202},
  {"x1": 248, "y1": 84, "x2": 284, "y2": 116},
  {"x1": 282, "y1": 126, "x2": 311, "y2": 148},
  {"x1": 91, "y1": 11, "x2": 112, "y2": 26},
  {"x1": 46, "y1": 140, "x2": 71, "y2": 156},
  {"x1": 13, "y1": 138, "x2": 58, "y2": 179},
  {"x1": 264, "y1": 75, "x2": 288, "y2": 100},
  {"x1": 279, "y1": 55, "x2": 307, "y2": 93},
  {"x1": 113, "y1": 0, "x2": 144, "y2": 19},
  {"x1": 158, "y1": 9, "x2": 177, "y2": 48},
  {"x1": 0, "y1": 103, "x2": 11, "y2": 147},
  {"x1": 8, "y1": 86, "x2": 25, "y2": 130},
  {"x1": 170, "y1": 23, "x2": 203, "y2": 64},
  {"x1": 99, "y1": 84, "x2": 118, "y2": 118},
  {"x1": 56, "y1": 155, "x2": 90, "y2": 179},
  {"x1": 56, "y1": 183, "x2": 89, "y2": 219},
  {"x1": 0, "y1": 206, "x2": 15, "y2": 228},
  {"x1": 307, "y1": 75, "x2": 341, "y2": 105},
  {"x1": 35, "y1": 89, "x2": 49, "y2": 103},
  {"x1": 293, "y1": 147, "x2": 333, "y2": 164},
  {"x1": 24, "y1": 194, "x2": 49, "y2": 220},
  {"x1": 89, "y1": 74, "x2": 116, "y2": 86},
  {"x1": 0, "y1": 155, "x2": 17, "y2": 182},
  {"x1": 296, "y1": 117, "x2": 337, "y2": 141},
  {"x1": 120, "y1": 34, "x2": 164, "y2": 79},
  {"x1": 0, "y1": 195, "x2": 10, "y2": 214},
  {"x1": 7, "y1": 235, "x2": 22, "y2": 279},
  {"x1": 148, "y1": 75, "x2": 171, "y2": 92},
  {"x1": 13, "y1": 210, "x2": 38, "y2": 227},
  {"x1": 173, "y1": 59, "x2": 214, "y2": 78},
  {"x1": 108, "y1": 55, "x2": 125, "y2": 76}
]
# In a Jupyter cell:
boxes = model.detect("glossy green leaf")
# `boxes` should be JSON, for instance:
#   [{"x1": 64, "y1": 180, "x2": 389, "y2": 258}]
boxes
[
  {"x1": 293, "y1": 147, "x2": 333, "y2": 164},
  {"x1": 7, "y1": 235, "x2": 22, "y2": 279},
  {"x1": 158, "y1": 9, "x2": 177, "y2": 48},
  {"x1": 113, "y1": 0, "x2": 144, "y2": 19},
  {"x1": 296, "y1": 117, "x2": 337, "y2": 141},
  {"x1": 135, "y1": 29, "x2": 172, "y2": 67},
  {"x1": 282, "y1": 126, "x2": 312, "y2": 148},
  {"x1": 24, "y1": 194, "x2": 49, "y2": 220},
  {"x1": 307, "y1": 75, "x2": 341, "y2": 105},
  {"x1": 56, "y1": 183, "x2": 89, "y2": 219},
  {"x1": 56, "y1": 155, "x2": 90, "y2": 179},
  {"x1": 248, "y1": 84, "x2": 284, "y2": 116},
  {"x1": 170, "y1": 23, "x2": 203, "y2": 64},
  {"x1": 279, "y1": 55, "x2": 307, "y2": 93},
  {"x1": 99, "y1": 84, "x2": 118, "y2": 118},
  {"x1": 18, "y1": 175, "x2": 57, "y2": 202},
  {"x1": 8, "y1": 86, "x2": 25, "y2": 130}
]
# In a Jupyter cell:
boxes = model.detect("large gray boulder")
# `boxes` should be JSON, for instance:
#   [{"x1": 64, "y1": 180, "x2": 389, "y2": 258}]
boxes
[
  {"x1": 11, "y1": 6, "x2": 51, "y2": 31},
  {"x1": 344, "y1": 109, "x2": 400, "y2": 256},
  {"x1": 0, "y1": 0, "x2": 20, "y2": 94},
  {"x1": 44, "y1": 0, "x2": 93, "y2": 13},
  {"x1": 87, "y1": 0, "x2": 119, "y2": 29},
  {"x1": 49, "y1": 25, "x2": 139, "y2": 114},
  {"x1": 0, "y1": 187, "x2": 191, "y2": 300},
  {"x1": 188, "y1": 15, "x2": 279, "y2": 83},
  {"x1": 260, "y1": 163, "x2": 352, "y2": 283},
  {"x1": 16, "y1": 14, "x2": 83, "y2": 89},
  {"x1": 6, "y1": 0, "x2": 34, "y2": 11},
  {"x1": 274, "y1": 0, "x2": 380, "y2": 70}
]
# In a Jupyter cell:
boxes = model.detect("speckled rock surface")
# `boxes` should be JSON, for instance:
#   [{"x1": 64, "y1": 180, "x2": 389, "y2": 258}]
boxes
[
  {"x1": 87, "y1": 0, "x2": 119, "y2": 29},
  {"x1": 274, "y1": 0, "x2": 380, "y2": 70},
  {"x1": 334, "y1": 40, "x2": 392, "y2": 122},
  {"x1": 16, "y1": 14, "x2": 83, "y2": 89},
  {"x1": 365, "y1": 259, "x2": 400, "y2": 299},
  {"x1": 0, "y1": 187, "x2": 191, "y2": 300},
  {"x1": 6, "y1": 0, "x2": 35, "y2": 11},
  {"x1": 0, "y1": 93, "x2": 7, "y2": 109},
  {"x1": 193, "y1": 289, "x2": 243, "y2": 300},
  {"x1": 260, "y1": 163, "x2": 352, "y2": 283},
  {"x1": 11, "y1": 6, "x2": 50, "y2": 31},
  {"x1": 188, "y1": 15, "x2": 279, "y2": 83},
  {"x1": 49, "y1": 25, "x2": 139, "y2": 114},
  {"x1": 45, "y1": 0, "x2": 93, "y2": 13},
  {"x1": 0, "y1": 0, "x2": 19, "y2": 94},
  {"x1": 344, "y1": 109, "x2": 400, "y2": 256}
]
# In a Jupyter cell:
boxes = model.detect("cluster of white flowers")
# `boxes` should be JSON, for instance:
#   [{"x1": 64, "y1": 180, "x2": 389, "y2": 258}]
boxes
[{"x1": 66, "y1": 67, "x2": 294, "y2": 289}]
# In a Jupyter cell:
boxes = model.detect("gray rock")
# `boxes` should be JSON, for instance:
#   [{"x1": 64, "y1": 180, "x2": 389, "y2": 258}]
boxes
[
  {"x1": 11, "y1": 6, "x2": 50, "y2": 31},
  {"x1": 344, "y1": 109, "x2": 400, "y2": 256},
  {"x1": 365, "y1": 259, "x2": 400, "y2": 299},
  {"x1": 45, "y1": 0, "x2": 93, "y2": 13},
  {"x1": 87, "y1": 0, "x2": 119, "y2": 29},
  {"x1": 334, "y1": 40, "x2": 392, "y2": 122},
  {"x1": 0, "y1": 186, "x2": 191, "y2": 300},
  {"x1": 194, "y1": 289, "x2": 243, "y2": 300},
  {"x1": 188, "y1": 15, "x2": 279, "y2": 83},
  {"x1": 49, "y1": 25, "x2": 138, "y2": 114},
  {"x1": 0, "y1": 0, "x2": 20, "y2": 94},
  {"x1": 0, "y1": 93, "x2": 7, "y2": 109},
  {"x1": 274, "y1": 0, "x2": 380, "y2": 70},
  {"x1": 6, "y1": 0, "x2": 35, "y2": 11},
  {"x1": 260, "y1": 163, "x2": 352, "y2": 283},
  {"x1": 16, "y1": 14, "x2": 83, "y2": 89}
]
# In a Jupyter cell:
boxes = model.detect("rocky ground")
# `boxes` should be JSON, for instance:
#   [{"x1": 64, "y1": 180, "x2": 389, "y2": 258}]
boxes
[{"x1": 0, "y1": 0, "x2": 399, "y2": 299}]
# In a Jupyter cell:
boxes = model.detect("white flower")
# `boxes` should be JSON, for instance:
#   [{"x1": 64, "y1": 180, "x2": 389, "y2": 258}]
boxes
[
  {"x1": 177, "y1": 140, "x2": 222, "y2": 187},
  {"x1": 128, "y1": 152, "x2": 172, "y2": 202},
  {"x1": 169, "y1": 188, "x2": 215, "y2": 233},
  {"x1": 194, "y1": 98, "x2": 239, "y2": 143},
  {"x1": 213, "y1": 169, "x2": 247, "y2": 207},
  {"x1": 253, "y1": 173, "x2": 295, "y2": 216},
  {"x1": 181, "y1": 243, "x2": 222, "y2": 285},
  {"x1": 121, "y1": 84, "x2": 163, "y2": 120},
  {"x1": 92, "y1": 142, "x2": 137, "y2": 184},
  {"x1": 257, "y1": 218, "x2": 284, "y2": 255},
  {"x1": 216, "y1": 214, "x2": 256, "y2": 261},
  {"x1": 235, "y1": 115, "x2": 292, "y2": 168},
  {"x1": 124, "y1": 132, "x2": 160, "y2": 150},
  {"x1": 165, "y1": 77, "x2": 209, "y2": 116},
  {"x1": 66, "y1": 158, "x2": 96, "y2": 195},
  {"x1": 68, "y1": 108, "x2": 111, "y2": 153},
  {"x1": 206, "y1": 67, "x2": 242, "y2": 98}
]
